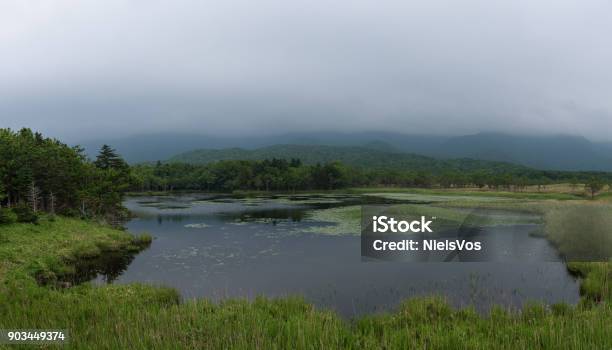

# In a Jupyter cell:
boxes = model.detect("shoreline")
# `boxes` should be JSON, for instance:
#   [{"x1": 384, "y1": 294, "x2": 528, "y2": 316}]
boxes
[{"x1": 0, "y1": 202, "x2": 610, "y2": 348}]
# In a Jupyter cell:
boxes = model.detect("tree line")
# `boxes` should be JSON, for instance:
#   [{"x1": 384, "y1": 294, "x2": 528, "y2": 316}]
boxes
[
  {"x1": 2, "y1": 128, "x2": 610, "y2": 227},
  {"x1": 130, "y1": 159, "x2": 353, "y2": 192},
  {"x1": 0, "y1": 128, "x2": 130, "y2": 224},
  {"x1": 130, "y1": 158, "x2": 612, "y2": 194}
]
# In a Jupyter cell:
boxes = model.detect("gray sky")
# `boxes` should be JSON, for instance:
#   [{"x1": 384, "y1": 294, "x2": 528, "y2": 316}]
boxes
[{"x1": 1, "y1": 0, "x2": 612, "y2": 141}]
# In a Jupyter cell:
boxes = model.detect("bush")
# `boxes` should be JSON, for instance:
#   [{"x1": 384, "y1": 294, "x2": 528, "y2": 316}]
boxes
[
  {"x1": 0, "y1": 208, "x2": 17, "y2": 225},
  {"x1": 57, "y1": 207, "x2": 81, "y2": 217},
  {"x1": 13, "y1": 204, "x2": 39, "y2": 224}
]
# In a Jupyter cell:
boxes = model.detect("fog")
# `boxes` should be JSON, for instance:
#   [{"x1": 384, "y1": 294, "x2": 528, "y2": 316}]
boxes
[{"x1": 1, "y1": 0, "x2": 611, "y2": 141}]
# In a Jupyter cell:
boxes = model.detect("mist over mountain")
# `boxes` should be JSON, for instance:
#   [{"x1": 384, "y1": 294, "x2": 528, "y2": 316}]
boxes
[
  {"x1": 169, "y1": 144, "x2": 529, "y2": 175},
  {"x1": 79, "y1": 132, "x2": 612, "y2": 171},
  {"x1": 78, "y1": 132, "x2": 449, "y2": 163},
  {"x1": 434, "y1": 133, "x2": 612, "y2": 171}
]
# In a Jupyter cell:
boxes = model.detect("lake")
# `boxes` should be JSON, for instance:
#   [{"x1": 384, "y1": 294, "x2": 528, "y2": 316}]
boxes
[{"x1": 98, "y1": 193, "x2": 580, "y2": 317}]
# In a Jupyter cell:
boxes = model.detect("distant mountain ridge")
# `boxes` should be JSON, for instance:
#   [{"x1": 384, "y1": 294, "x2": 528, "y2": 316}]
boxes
[
  {"x1": 78, "y1": 131, "x2": 612, "y2": 171},
  {"x1": 430, "y1": 133, "x2": 612, "y2": 171},
  {"x1": 169, "y1": 144, "x2": 530, "y2": 174},
  {"x1": 77, "y1": 131, "x2": 450, "y2": 163}
]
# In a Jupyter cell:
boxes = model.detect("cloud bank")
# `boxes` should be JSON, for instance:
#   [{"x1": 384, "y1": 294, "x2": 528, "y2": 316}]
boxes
[{"x1": 1, "y1": 0, "x2": 611, "y2": 141}]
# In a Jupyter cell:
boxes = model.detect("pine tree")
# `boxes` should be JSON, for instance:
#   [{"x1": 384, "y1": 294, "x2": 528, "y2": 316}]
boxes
[{"x1": 94, "y1": 145, "x2": 127, "y2": 170}]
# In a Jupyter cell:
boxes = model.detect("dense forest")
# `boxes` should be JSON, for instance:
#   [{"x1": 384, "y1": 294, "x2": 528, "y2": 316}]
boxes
[
  {"x1": 0, "y1": 128, "x2": 130, "y2": 223},
  {"x1": 131, "y1": 158, "x2": 612, "y2": 194}
]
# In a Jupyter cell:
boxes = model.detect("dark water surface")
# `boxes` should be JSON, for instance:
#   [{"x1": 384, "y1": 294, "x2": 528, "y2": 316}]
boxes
[{"x1": 98, "y1": 194, "x2": 580, "y2": 317}]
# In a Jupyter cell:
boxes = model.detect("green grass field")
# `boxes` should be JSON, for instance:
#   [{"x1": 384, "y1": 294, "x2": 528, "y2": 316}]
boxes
[{"x1": 1, "y1": 190, "x2": 611, "y2": 349}]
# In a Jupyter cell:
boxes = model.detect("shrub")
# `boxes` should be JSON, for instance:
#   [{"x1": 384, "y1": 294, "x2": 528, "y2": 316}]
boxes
[
  {"x1": 0, "y1": 207, "x2": 17, "y2": 225},
  {"x1": 57, "y1": 207, "x2": 81, "y2": 217},
  {"x1": 13, "y1": 204, "x2": 39, "y2": 224}
]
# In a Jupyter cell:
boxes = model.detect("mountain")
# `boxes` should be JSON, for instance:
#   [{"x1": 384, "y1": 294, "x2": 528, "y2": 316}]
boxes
[
  {"x1": 433, "y1": 133, "x2": 612, "y2": 171},
  {"x1": 169, "y1": 144, "x2": 529, "y2": 174},
  {"x1": 76, "y1": 131, "x2": 448, "y2": 163},
  {"x1": 77, "y1": 133, "x2": 258, "y2": 163},
  {"x1": 593, "y1": 142, "x2": 612, "y2": 156},
  {"x1": 78, "y1": 131, "x2": 612, "y2": 171}
]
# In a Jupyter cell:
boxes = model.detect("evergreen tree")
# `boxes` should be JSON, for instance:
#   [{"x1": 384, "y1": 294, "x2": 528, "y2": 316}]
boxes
[
  {"x1": 0, "y1": 129, "x2": 129, "y2": 221},
  {"x1": 94, "y1": 144, "x2": 127, "y2": 170}
]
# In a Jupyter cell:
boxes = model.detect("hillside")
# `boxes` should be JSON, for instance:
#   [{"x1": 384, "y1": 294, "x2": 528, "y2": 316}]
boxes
[
  {"x1": 77, "y1": 132, "x2": 448, "y2": 163},
  {"x1": 168, "y1": 144, "x2": 529, "y2": 174},
  {"x1": 435, "y1": 133, "x2": 612, "y2": 171},
  {"x1": 79, "y1": 131, "x2": 612, "y2": 171}
]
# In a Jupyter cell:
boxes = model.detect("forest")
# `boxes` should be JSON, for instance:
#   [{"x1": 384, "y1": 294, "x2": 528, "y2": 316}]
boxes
[
  {"x1": 0, "y1": 128, "x2": 130, "y2": 223},
  {"x1": 130, "y1": 158, "x2": 611, "y2": 194}
]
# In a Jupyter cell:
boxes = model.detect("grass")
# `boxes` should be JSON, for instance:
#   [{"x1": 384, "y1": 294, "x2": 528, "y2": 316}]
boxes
[
  {"x1": 304, "y1": 205, "x2": 362, "y2": 235},
  {"x1": 543, "y1": 205, "x2": 612, "y2": 261},
  {"x1": 2, "y1": 291, "x2": 612, "y2": 349},
  {"x1": 0, "y1": 216, "x2": 151, "y2": 285},
  {"x1": 1, "y1": 197, "x2": 611, "y2": 348},
  {"x1": 595, "y1": 191, "x2": 612, "y2": 201},
  {"x1": 567, "y1": 262, "x2": 611, "y2": 303},
  {"x1": 349, "y1": 186, "x2": 584, "y2": 200}
]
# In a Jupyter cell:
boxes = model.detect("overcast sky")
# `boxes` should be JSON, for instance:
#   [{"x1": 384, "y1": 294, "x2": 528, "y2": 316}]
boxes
[{"x1": 1, "y1": 0, "x2": 612, "y2": 142}]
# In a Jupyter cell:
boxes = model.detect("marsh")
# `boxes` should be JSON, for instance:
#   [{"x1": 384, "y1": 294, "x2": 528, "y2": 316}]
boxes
[{"x1": 96, "y1": 193, "x2": 580, "y2": 317}]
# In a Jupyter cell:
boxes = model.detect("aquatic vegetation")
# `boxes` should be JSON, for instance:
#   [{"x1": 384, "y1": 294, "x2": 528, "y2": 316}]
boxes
[
  {"x1": 184, "y1": 223, "x2": 211, "y2": 229},
  {"x1": 192, "y1": 197, "x2": 269, "y2": 206},
  {"x1": 136, "y1": 200, "x2": 164, "y2": 205},
  {"x1": 141, "y1": 203, "x2": 191, "y2": 209},
  {"x1": 363, "y1": 192, "x2": 510, "y2": 203},
  {"x1": 304, "y1": 205, "x2": 362, "y2": 235},
  {"x1": 275, "y1": 197, "x2": 345, "y2": 205},
  {"x1": 228, "y1": 220, "x2": 249, "y2": 226}
]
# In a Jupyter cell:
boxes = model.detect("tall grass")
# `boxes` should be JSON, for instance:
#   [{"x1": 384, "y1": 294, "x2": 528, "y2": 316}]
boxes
[{"x1": 348, "y1": 187, "x2": 583, "y2": 200}]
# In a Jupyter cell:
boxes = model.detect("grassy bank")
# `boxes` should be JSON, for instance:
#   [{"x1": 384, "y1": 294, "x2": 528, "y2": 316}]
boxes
[
  {"x1": 0, "y1": 216, "x2": 151, "y2": 285},
  {"x1": 349, "y1": 186, "x2": 584, "y2": 200},
  {"x1": 128, "y1": 186, "x2": 587, "y2": 200},
  {"x1": 1, "y1": 210, "x2": 611, "y2": 348}
]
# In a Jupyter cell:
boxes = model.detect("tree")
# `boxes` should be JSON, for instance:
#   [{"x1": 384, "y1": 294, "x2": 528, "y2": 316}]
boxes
[
  {"x1": 470, "y1": 171, "x2": 488, "y2": 189},
  {"x1": 27, "y1": 181, "x2": 41, "y2": 212},
  {"x1": 0, "y1": 182, "x2": 5, "y2": 208},
  {"x1": 94, "y1": 144, "x2": 127, "y2": 170},
  {"x1": 414, "y1": 171, "x2": 433, "y2": 188},
  {"x1": 585, "y1": 178, "x2": 604, "y2": 199},
  {"x1": 0, "y1": 129, "x2": 128, "y2": 220},
  {"x1": 569, "y1": 177, "x2": 579, "y2": 191}
]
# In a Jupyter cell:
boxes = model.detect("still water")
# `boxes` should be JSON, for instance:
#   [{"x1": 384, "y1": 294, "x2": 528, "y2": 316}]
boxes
[{"x1": 100, "y1": 193, "x2": 580, "y2": 317}]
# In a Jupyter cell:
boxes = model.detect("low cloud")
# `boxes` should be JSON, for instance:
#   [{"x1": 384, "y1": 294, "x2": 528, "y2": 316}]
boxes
[{"x1": 1, "y1": 0, "x2": 611, "y2": 141}]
